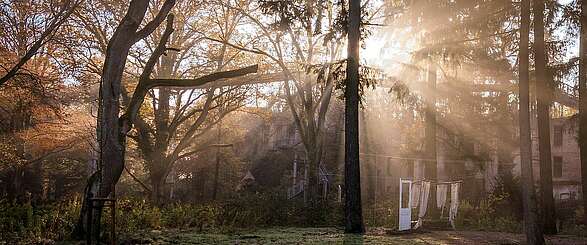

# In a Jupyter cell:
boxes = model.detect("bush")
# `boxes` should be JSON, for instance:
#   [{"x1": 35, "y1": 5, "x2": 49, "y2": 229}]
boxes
[
  {"x1": 114, "y1": 199, "x2": 163, "y2": 232},
  {"x1": 0, "y1": 197, "x2": 81, "y2": 244},
  {"x1": 211, "y1": 190, "x2": 344, "y2": 228},
  {"x1": 559, "y1": 206, "x2": 586, "y2": 237},
  {"x1": 363, "y1": 200, "x2": 398, "y2": 229},
  {"x1": 454, "y1": 196, "x2": 521, "y2": 233},
  {"x1": 162, "y1": 203, "x2": 218, "y2": 230}
]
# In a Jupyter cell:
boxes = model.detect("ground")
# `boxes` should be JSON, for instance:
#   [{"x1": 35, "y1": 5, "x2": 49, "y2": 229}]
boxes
[{"x1": 103, "y1": 227, "x2": 587, "y2": 245}]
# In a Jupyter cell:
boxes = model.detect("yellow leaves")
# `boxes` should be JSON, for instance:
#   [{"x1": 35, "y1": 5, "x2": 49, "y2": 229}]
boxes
[
  {"x1": 1, "y1": 105, "x2": 94, "y2": 169},
  {"x1": 0, "y1": 137, "x2": 26, "y2": 170}
]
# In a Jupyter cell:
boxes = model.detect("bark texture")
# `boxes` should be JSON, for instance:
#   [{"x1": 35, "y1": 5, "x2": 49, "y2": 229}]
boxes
[
  {"x1": 580, "y1": 0, "x2": 587, "y2": 226},
  {"x1": 344, "y1": 0, "x2": 365, "y2": 234},
  {"x1": 533, "y1": 0, "x2": 557, "y2": 234},
  {"x1": 519, "y1": 0, "x2": 545, "y2": 243}
]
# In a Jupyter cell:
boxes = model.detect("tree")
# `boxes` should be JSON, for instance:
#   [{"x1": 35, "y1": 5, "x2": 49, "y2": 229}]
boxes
[
  {"x1": 0, "y1": 0, "x2": 80, "y2": 87},
  {"x1": 0, "y1": 7, "x2": 88, "y2": 201},
  {"x1": 424, "y1": 59, "x2": 438, "y2": 215},
  {"x1": 519, "y1": 0, "x2": 545, "y2": 243},
  {"x1": 74, "y1": 0, "x2": 258, "y2": 239},
  {"x1": 126, "y1": 0, "x2": 253, "y2": 204},
  {"x1": 384, "y1": 0, "x2": 522, "y2": 207},
  {"x1": 533, "y1": 0, "x2": 557, "y2": 234},
  {"x1": 579, "y1": 0, "x2": 587, "y2": 226},
  {"x1": 208, "y1": 0, "x2": 346, "y2": 203},
  {"x1": 344, "y1": 0, "x2": 364, "y2": 234}
]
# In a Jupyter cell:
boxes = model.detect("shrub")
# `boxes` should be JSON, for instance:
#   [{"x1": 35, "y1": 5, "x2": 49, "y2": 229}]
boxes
[
  {"x1": 363, "y1": 200, "x2": 398, "y2": 229},
  {"x1": 559, "y1": 206, "x2": 586, "y2": 237},
  {"x1": 0, "y1": 197, "x2": 81, "y2": 244},
  {"x1": 115, "y1": 199, "x2": 158, "y2": 232},
  {"x1": 454, "y1": 195, "x2": 521, "y2": 233},
  {"x1": 162, "y1": 203, "x2": 218, "y2": 230}
]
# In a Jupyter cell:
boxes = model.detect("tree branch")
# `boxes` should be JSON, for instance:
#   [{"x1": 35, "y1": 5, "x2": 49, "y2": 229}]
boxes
[
  {"x1": 134, "y1": 0, "x2": 176, "y2": 42},
  {"x1": 121, "y1": 63, "x2": 258, "y2": 135},
  {"x1": 0, "y1": 0, "x2": 81, "y2": 87},
  {"x1": 147, "y1": 65, "x2": 258, "y2": 88},
  {"x1": 124, "y1": 165, "x2": 152, "y2": 193},
  {"x1": 121, "y1": 15, "x2": 176, "y2": 134}
]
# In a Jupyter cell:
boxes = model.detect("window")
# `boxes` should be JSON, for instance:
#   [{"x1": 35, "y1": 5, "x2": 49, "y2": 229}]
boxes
[
  {"x1": 553, "y1": 156, "x2": 563, "y2": 178},
  {"x1": 406, "y1": 160, "x2": 414, "y2": 177},
  {"x1": 554, "y1": 126, "x2": 563, "y2": 147}
]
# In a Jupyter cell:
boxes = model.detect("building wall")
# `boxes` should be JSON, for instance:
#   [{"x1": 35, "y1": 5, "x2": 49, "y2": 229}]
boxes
[
  {"x1": 550, "y1": 118, "x2": 582, "y2": 200},
  {"x1": 512, "y1": 116, "x2": 582, "y2": 201}
]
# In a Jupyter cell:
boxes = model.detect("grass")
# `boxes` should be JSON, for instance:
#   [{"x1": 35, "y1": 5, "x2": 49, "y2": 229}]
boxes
[
  {"x1": 54, "y1": 227, "x2": 587, "y2": 244},
  {"x1": 117, "y1": 227, "x2": 425, "y2": 245}
]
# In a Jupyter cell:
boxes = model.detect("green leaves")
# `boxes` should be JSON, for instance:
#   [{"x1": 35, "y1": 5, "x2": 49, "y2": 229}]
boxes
[{"x1": 308, "y1": 59, "x2": 380, "y2": 104}]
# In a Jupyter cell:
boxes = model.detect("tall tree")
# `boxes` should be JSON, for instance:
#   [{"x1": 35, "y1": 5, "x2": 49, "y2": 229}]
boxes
[
  {"x1": 74, "y1": 0, "x2": 258, "y2": 239},
  {"x1": 579, "y1": 0, "x2": 587, "y2": 226},
  {"x1": 214, "y1": 0, "x2": 346, "y2": 203},
  {"x1": 534, "y1": 0, "x2": 557, "y2": 234},
  {"x1": 127, "y1": 0, "x2": 251, "y2": 204},
  {"x1": 344, "y1": 0, "x2": 364, "y2": 234},
  {"x1": 519, "y1": 0, "x2": 545, "y2": 243}
]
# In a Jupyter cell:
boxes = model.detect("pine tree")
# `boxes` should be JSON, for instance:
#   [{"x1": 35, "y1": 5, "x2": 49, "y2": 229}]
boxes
[
  {"x1": 534, "y1": 0, "x2": 557, "y2": 234},
  {"x1": 579, "y1": 0, "x2": 587, "y2": 226},
  {"x1": 344, "y1": 0, "x2": 365, "y2": 234},
  {"x1": 519, "y1": 0, "x2": 546, "y2": 243}
]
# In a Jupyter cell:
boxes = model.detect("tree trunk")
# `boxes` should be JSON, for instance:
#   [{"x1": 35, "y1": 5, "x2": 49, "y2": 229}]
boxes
[
  {"x1": 75, "y1": 0, "x2": 166, "y2": 239},
  {"x1": 212, "y1": 148, "x2": 221, "y2": 200},
  {"x1": 425, "y1": 60, "x2": 438, "y2": 217},
  {"x1": 519, "y1": 0, "x2": 545, "y2": 243},
  {"x1": 344, "y1": 0, "x2": 365, "y2": 234},
  {"x1": 9, "y1": 167, "x2": 23, "y2": 201},
  {"x1": 73, "y1": 172, "x2": 100, "y2": 240},
  {"x1": 579, "y1": 0, "x2": 587, "y2": 226},
  {"x1": 534, "y1": 0, "x2": 557, "y2": 234},
  {"x1": 151, "y1": 175, "x2": 164, "y2": 205},
  {"x1": 73, "y1": 1, "x2": 257, "y2": 239},
  {"x1": 306, "y1": 147, "x2": 321, "y2": 204}
]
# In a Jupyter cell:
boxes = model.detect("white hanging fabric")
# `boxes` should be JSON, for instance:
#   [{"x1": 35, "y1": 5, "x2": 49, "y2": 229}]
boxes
[
  {"x1": 411, "y1": 181, "x2": 421, "y2": 208},
  {"x1": 449, "y1": 182, "x2": 460, "y2": 229},
  {"x1": 436, "y1": 184, "x2": 448, "y2": 216},
  {"x1": 413, "y1": 181, "x2": 430, "y2": 229}
]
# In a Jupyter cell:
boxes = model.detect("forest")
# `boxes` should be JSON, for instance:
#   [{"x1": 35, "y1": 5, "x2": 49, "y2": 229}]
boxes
[{"x1": 1, "y1": 0, "x2": 587, "y2": 244}]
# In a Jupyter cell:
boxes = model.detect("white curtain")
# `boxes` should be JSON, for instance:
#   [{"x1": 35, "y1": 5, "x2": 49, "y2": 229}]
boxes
[
  {"x1": 411, "y1": 182, "x2": 421, "y2": 208},
  {"x1": 437, "y1": 184, "x2": 448, "y2": 216},
  {"x1": 413, "y1": 181, "x2": 430, "y2": 229},
  {"x1": 449, "y1": 182, "x2": 460, "y2": 229}
]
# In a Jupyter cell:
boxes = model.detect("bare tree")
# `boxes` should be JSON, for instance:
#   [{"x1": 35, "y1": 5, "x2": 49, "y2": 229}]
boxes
[
  {"x1": 124, "y1": 0, "x2": 252, "y2": 204},
  {"x1": 74, "y1": 0, "x2": 258, "y2": 239},
  {"x1": 206, "y1": 0, "x2": 343, "y2": 203}
]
